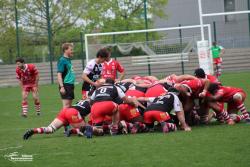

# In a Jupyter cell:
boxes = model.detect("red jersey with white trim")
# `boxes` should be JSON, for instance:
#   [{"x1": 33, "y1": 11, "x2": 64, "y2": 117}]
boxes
[
  {"x1": 181, "y1": 79, "x2": 205, "y2": 98},
  {"x1": 101, "y1": 59, "x2": 124, "y2": 80},
  {"x1": 16, "y1": 64, "x2": 39, "y2": 86},
  {"x1": 215, "y1": 86, "x2": 244, "y2": 102}
]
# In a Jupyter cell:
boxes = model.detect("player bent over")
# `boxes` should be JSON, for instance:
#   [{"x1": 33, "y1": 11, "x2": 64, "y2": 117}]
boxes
[
  {"x1": 90, "y1": 78, "x2": 139, "y2": 135},
  {"x1": 206, "y1": 83, "x2": 249, "y2": 123},
  {"x1": 16, "y1": 58, "x2": 41, "y2": 117},
  {"x1": 139, "y1": 88, "x2": 191, "y2": 133},
  {"x1": 23, "y1": 100, "x2": 98, "y2": 140}
]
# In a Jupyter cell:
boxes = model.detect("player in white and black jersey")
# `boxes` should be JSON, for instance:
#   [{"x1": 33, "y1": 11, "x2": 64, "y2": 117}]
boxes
[
  {"x1": 139, "y1": 88, "x2": 191, "y2": 133},
  {"x1": 82, "y1": 49, "x2": 109, "y2": 99},
  {"x1": 90, "y1": 78, "x2": 139, "y2": 135}
]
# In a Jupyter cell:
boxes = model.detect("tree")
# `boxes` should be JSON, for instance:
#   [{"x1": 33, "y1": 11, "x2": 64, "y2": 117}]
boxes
[{"x1": 82, "y1": 0, "x2": 168, "y2": 43}]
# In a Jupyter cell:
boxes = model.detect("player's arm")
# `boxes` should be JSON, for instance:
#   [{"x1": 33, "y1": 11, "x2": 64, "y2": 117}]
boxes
[
  {"x1": 205, "y1": 93, "x2": 222, "y2": 102},
  {"x1": 57, "y1": 61, "x2": 66, "y2": 94},
  {"x1": 173, "y1": 94, "x2": 191, "y2": 131},
  {"x1": 82, "y1": 73, "x2": 100, "y2": 87},
  {"x1": 117, "y1": 62, "x2": 125, "y2": 81},
  {"x1": 16, "y1": 70, "x2": 23, "y2": 89},
  {"x1": 220, "y1": 46, "x2": 225, "y2": 56},
  {"x1": 199, "y1": 79, "x2": 210, "y2": 98},
  {"x1": 175, "y1": 74, "x2": 197, "y2": 83},
  {"x1": 118, "y1": 71, "x2": 125, "y2": 82},
  {"x1": 33, "y1": 66, "x2": 39, "y2": 87}
]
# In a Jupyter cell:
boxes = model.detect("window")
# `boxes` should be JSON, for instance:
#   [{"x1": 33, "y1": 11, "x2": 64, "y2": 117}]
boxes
[{"x1": 224, "y1": 0, "x2": 236, "y2": 22}]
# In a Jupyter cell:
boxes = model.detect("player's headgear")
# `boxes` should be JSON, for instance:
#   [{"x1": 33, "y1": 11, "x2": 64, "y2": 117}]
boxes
[
  {"x1": 208, "y1": 83, "x2": 220, "y2": 95},
  {"x1": 194, "y1": 68, "x2": 206, "y2": 78}
]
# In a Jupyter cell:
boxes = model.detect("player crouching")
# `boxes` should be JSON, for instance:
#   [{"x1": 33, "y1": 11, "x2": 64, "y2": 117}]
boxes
[
  {"x1": 205, "y1": 83, "x2": 249, "y2": 123},
  {"x1": 139, "y1": 88, "x2": 191, "y2": 133}
]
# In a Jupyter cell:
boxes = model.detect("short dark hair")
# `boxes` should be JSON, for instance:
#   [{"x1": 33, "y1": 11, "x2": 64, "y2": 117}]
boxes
[
  {"x1": 15, "y1": 57, "x2": 25, "y2": 63},
  {"x1": 105, "y1": 78, "x2": 115, "y2": 84},
  {"x1": 96, "y1": 48, "x2": 109, "y2": 58},
  {"x1": 208, "y1": 83, "x2": 220, "y2": 95},
  {"x1": 212, "y1": 41, "x2": 217, "y2": 46},
  {"x1": 62, "y1": 43, "x2": 73, "y2": 52},
  {"x1": 194, "y1": 68, "x2": 206, "y2": 78}
]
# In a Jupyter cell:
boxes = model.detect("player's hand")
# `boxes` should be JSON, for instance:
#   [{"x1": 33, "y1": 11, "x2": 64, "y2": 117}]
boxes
[
  {"x1": 94, "y1": 82, "x2": 102, "y2": 88},
  {"x1": 60, "y1": 87, "x2": 66, "y2": 95},
  {"x1": 181, "y1": 125, "x2": 192, "y2": 131},
  {"x1": 199, "y1": 90, "x2": 207, "y2": 98}
]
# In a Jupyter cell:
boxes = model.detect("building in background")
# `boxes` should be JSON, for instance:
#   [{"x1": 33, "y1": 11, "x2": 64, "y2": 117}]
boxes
[{"x1": 154, "y1": 0, "x2": 250, "y2": 48}]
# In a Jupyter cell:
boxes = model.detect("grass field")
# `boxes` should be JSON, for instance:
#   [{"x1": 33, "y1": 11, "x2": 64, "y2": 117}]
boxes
[{"x1": 0, "y1": 72, "x2": 250, "y2": 167}]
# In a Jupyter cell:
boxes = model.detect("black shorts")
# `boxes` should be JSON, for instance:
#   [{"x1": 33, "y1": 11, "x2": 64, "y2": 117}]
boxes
[{"x1": 59, "y1": 83, "x2": 75, "y2": 100}]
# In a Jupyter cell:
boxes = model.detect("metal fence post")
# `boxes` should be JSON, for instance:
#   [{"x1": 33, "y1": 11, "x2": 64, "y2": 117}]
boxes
[
  {"x1": 80, "y1": 32, "x2": 85, "y2": 70},
  {"x1": 179, "y1": 24, "x2": 184, "y2": 74},
  {"x1": 213, "y1": 21, "x2": 217, "y2": 42},
  {"x1": 14, "y1": 0, "x2": 20, "y2": 58},
  {"x1": 45, "y1": 0, "x2": 54, "y2": 84},
  {"x1": 144, "y1": 0, "x2": 151, "y2": 76}
]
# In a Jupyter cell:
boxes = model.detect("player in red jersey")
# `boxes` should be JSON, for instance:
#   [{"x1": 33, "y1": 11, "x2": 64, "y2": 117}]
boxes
[
  {"x1": 193, "y1": 68, "x2": 227, "y2": 124},
  {"x1": 23, "y1": 100, "x2": 101, "y2": 139},
  {"x1": 206, "y1": 83, "x2": 249, "y2": 123},
  {"x1": 15, "y1": 58, "x2": 40, "y2": 117},
  {"x1": 101, "y1": 48, "x2": 125, "y2": 81},
  {"x1": 194, "y1": 68, "x2": 220, "y2": 84}
]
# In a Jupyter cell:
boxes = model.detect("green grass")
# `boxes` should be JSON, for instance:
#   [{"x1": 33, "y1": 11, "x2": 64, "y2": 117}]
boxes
[{"x1": 0, "y1": 72, "x2": 250, "y2": 167}]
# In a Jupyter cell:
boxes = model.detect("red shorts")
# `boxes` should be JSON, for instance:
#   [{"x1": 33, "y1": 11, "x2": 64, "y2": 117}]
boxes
[
  {"x1": 119, "y1": 104, "x2": 141, "y2": 122},
  {"x1": 91, "y1": 101, "x2": 118, "y2": 124},
  {"x1": 56, "y1": 108, "x2": 83, "y2": 125},
  {"x1": 144, "y1": 110, "x2": 171, "y2": 124},
  {"x1": 213, "y1": 58, "x2": 222, "y2": 65},
  {"x1": 23, "y1": 85, "x2": 36, "y2": 92}
]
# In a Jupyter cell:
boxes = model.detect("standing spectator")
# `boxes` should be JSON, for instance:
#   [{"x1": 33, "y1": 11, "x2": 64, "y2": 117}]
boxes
[
  {"x1": 16, "y1": 57, "x2": 40, "y2": 117},
  {"x1": 57, "y1": 43, "x2": 75, "y2": 108},
  {"x1": 211, "y1": 41, "x2": 225, "y2": 78},
  {"x1": 101, "y1": 47, "x2": 125, "y2": 82}
]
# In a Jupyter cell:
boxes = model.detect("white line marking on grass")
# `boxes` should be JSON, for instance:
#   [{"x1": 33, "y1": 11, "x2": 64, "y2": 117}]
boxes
[{"x1": 0, "y1": 145, "x2": 23, "y2": 151}]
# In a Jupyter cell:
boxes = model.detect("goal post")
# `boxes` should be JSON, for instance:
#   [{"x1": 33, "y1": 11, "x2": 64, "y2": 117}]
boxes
[{"x1": 84, "y1": 24, "x2": 212, "y2": 76}]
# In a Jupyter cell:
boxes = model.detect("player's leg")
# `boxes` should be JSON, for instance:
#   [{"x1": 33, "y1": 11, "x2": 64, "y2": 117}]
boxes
[
  {"x1": 231, "y1": 92, "x2": 249, "y2": 122},
  {"x1": 217, "y1": 62, "x2": 222, "y2": 78},
  {"x1": 110, "y1": 103, "x2": 119, "y2": 135},
  {"x1": 208, "y1": 102, "x2": 234, "y2": 125},
  {"x1": 23, "y1": 118, "x2": 64, "y2": 140},
  {"x1": 21, "y1": 88, "x2": 29, "y2": 117},
  {"x1": 175, "y1": 110, "x2": 191, "y2": 131},
  {"x1": 32, "y1": 86, "x2": 41, "y2": 115},
  {"x1": 60, "y1": 84, "x2": 74, "y2": 108}
]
